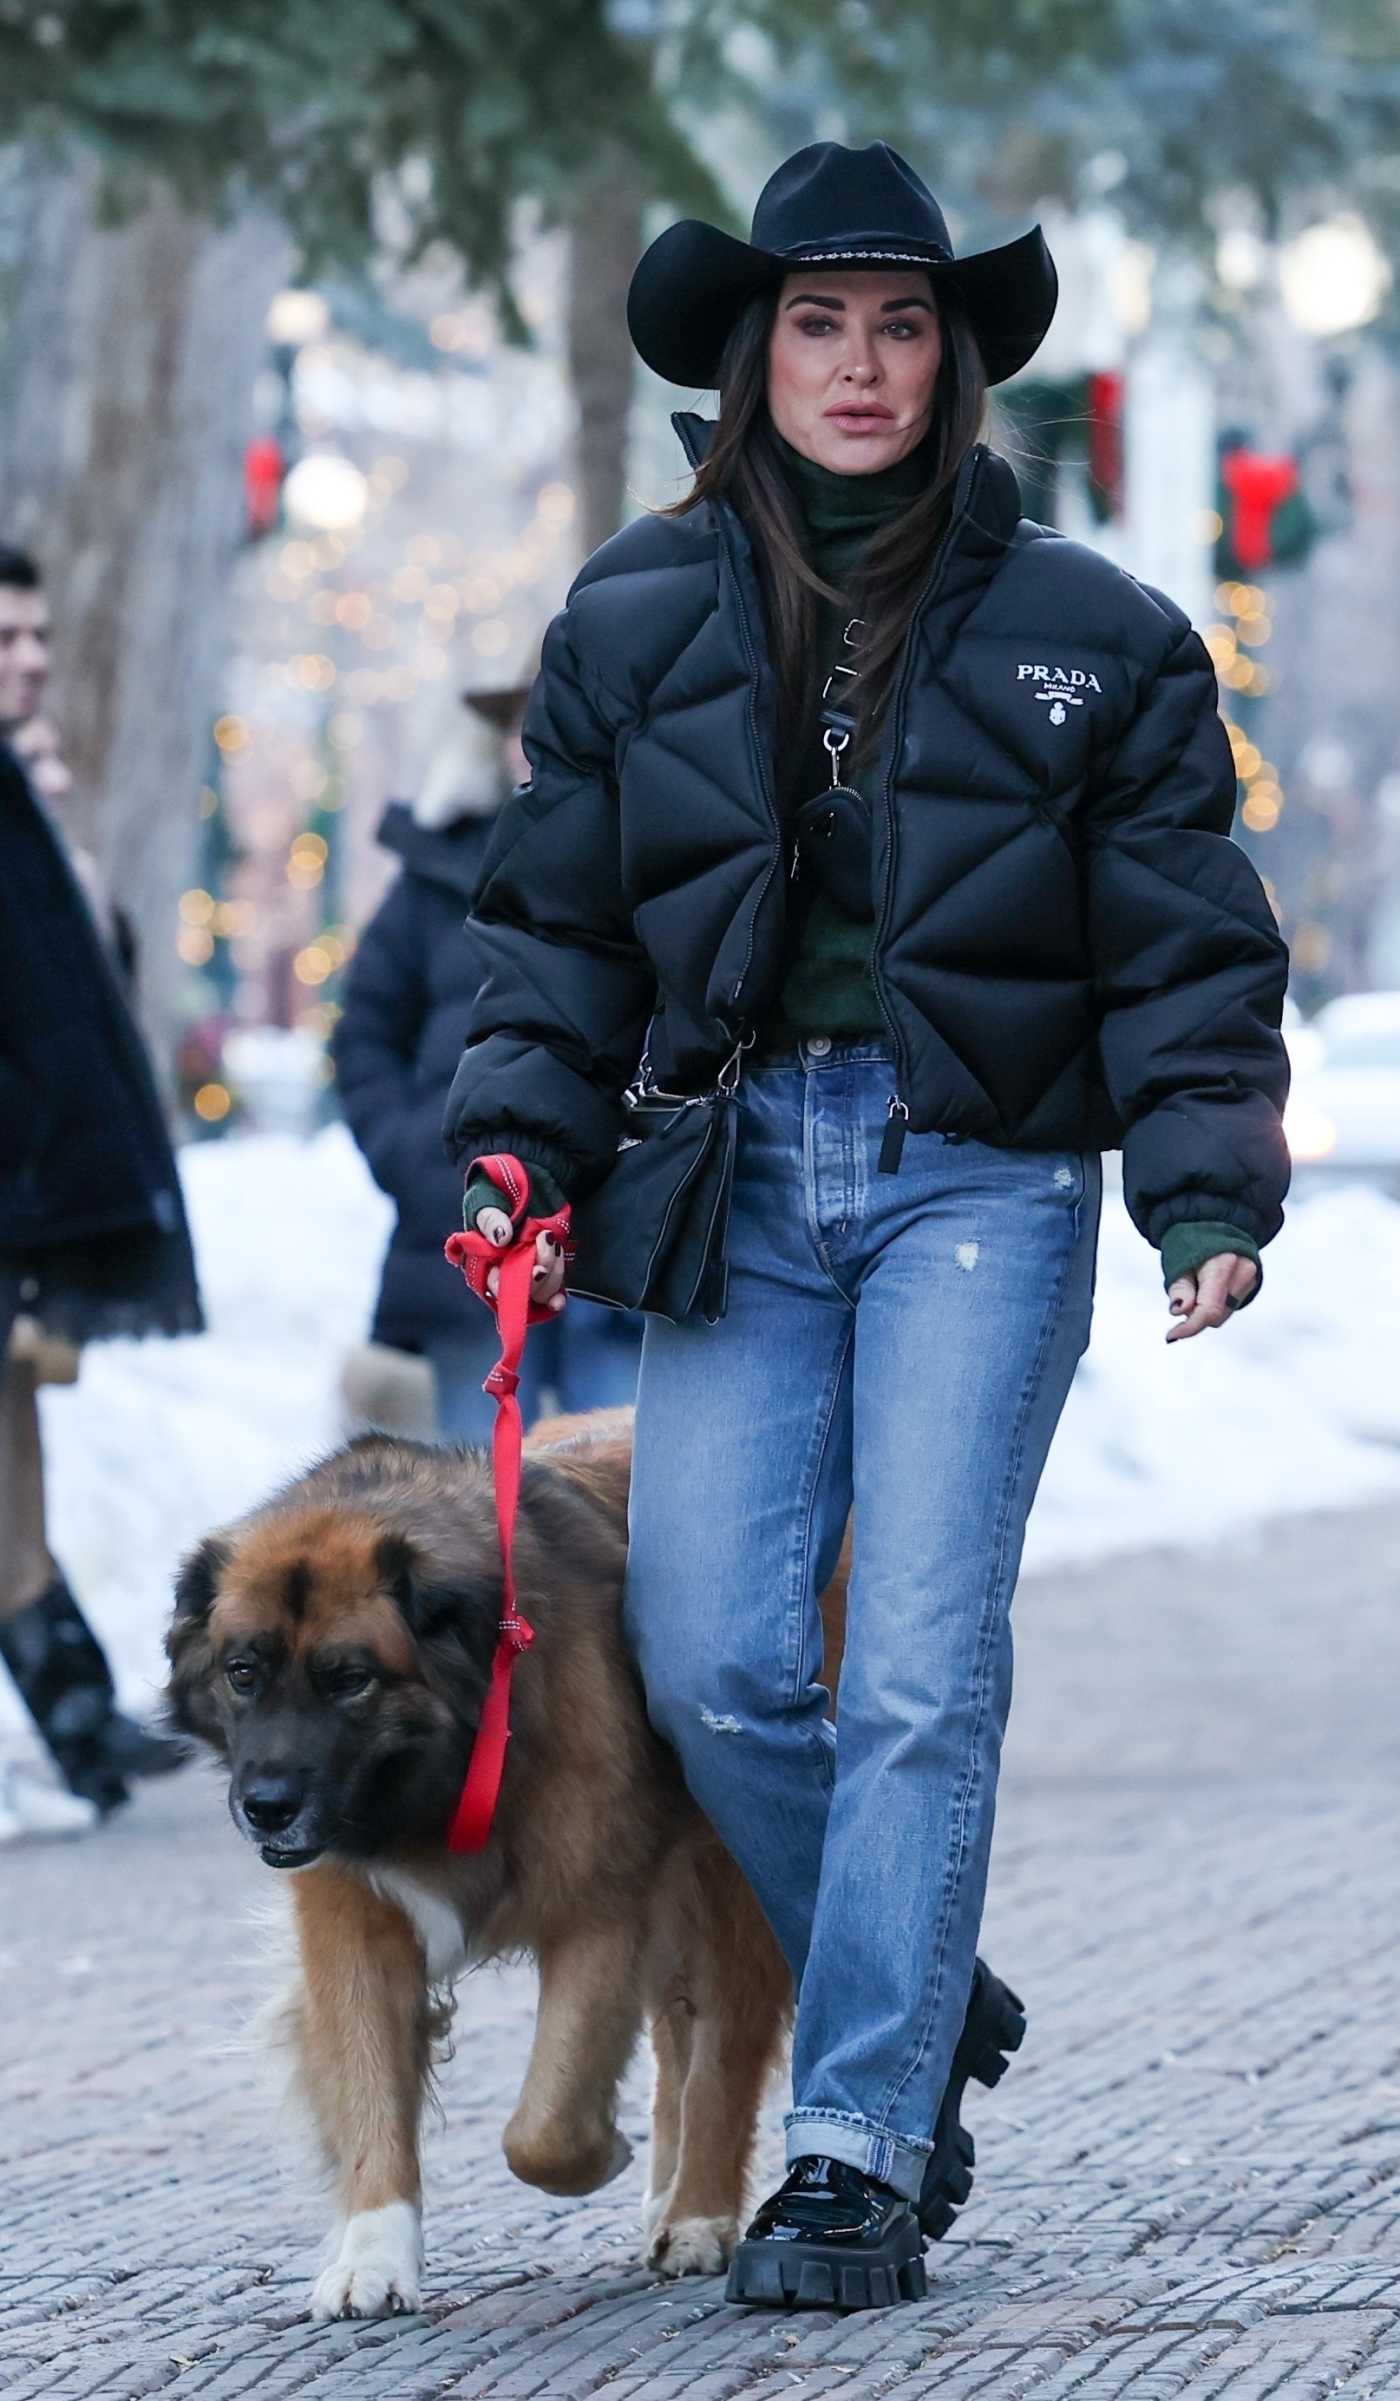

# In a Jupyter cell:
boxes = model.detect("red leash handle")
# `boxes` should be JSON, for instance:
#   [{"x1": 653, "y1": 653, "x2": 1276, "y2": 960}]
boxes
[{"x1": 441, "y1": 1153, "x2": 574, "y2": 1851}]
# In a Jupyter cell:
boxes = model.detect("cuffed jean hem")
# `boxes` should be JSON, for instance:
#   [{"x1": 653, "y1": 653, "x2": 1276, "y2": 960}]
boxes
[{"x1": 783, "y1": 2108, "x2": 929, "y2": 2203}]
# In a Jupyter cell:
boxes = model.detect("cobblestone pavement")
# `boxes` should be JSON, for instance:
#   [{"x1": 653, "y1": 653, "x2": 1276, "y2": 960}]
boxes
[{"x1": 4, "y1": 1496, "x2": 1400, "y2": 2398}]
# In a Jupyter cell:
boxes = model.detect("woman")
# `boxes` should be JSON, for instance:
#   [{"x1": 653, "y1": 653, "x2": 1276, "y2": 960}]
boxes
[
  {"x1": 446, "y1": 142, "x2": 1290, "y2": 2310},
  {"x1": 334, "y1": 673, "x2": 643, "y2": 1441}
]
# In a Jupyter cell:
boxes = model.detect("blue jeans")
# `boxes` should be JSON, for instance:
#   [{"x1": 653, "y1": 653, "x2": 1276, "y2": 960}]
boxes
[
  {"x1": 621, "y1": 1037, "x2": 1101, "y2": 2200},
  {"x1": 426, "y1": 1298, "x2": 642, "y2": 1443}
]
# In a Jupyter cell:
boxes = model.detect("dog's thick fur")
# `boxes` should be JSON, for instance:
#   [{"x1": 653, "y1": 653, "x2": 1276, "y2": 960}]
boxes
[{"x1": 166, "y1": 1405, "x2": 849, "y2": 2320}]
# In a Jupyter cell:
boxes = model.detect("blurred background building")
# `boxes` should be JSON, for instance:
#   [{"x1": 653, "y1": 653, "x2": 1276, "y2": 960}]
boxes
[{"x1": 2, "y1": 3, "x2": 1399, "y2": 1141}]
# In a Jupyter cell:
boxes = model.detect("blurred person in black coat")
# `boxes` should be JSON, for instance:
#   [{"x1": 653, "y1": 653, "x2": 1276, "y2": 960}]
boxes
[
  {"x1": 0, "y1": 543, "x2": 199, "y2": 1831},
  {"x1": 332, "y1": 667, "x2": 643, "y2": 1443}
]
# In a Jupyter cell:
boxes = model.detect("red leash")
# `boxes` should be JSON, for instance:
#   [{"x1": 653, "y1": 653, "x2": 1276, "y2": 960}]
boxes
[{"x1": 442, "y1": 1154, "x2": 574, "y2": 1851}]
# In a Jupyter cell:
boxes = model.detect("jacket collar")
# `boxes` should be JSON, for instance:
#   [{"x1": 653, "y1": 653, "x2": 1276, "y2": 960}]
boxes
[{"x1": 670, "y1": 409, "x2": 1021, "y2": 545}]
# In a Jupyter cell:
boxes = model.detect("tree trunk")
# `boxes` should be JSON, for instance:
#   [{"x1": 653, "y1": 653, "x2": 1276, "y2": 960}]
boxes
[
  {"x1": 565, "y1": 151, "x2": 648, "y2": 558},
  {"x1": 0, "y1": 144, "x2": 290, "y2": 1077}
]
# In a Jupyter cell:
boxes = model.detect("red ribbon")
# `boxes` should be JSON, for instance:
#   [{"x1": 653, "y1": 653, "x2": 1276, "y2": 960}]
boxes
[
  {"x1": 1221, "y1": 451, "x2": 1299, "y2": 572},
  {"x1": 441, "y1": 1155, "x2": 574, "y2": 1851}
]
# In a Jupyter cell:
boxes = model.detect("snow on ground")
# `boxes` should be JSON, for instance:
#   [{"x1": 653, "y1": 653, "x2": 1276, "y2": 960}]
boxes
[{"x1": 7, "y1": 1126, "x2": 1399, "y2": 1737}]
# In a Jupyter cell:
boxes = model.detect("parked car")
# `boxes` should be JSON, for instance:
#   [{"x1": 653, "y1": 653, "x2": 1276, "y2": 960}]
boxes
[{"x1": 1283, "y1": 991, "x2": 1400, "y2": 1187}]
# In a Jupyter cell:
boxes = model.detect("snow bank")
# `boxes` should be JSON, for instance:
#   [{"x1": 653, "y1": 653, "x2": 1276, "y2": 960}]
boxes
[
  {"x1": 7, "y1": 1129, "x2": 1398, "y2": 1733},
  {"x1": 1025, "y1": 1163, "x2": 1400, "y2": 1568}
]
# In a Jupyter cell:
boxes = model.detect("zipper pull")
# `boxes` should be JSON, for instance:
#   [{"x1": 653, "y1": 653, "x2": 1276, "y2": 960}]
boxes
[
  {"x1": 878, "y1": 1096, "x2": 909, "y2": 1174},
  {"x1": 789, "y1": 837, "x2": 802, "y2": 881}
]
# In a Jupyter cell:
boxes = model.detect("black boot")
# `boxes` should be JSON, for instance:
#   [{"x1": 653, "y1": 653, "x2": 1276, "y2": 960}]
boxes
[
  {"x1": 726, "y1": 2157, "x2": 926, "y2": 2311},
  {"x1": 917, "y1": 1958, "x2": 1026, "y2": 2241},
  {"x1": 0, "y1": 1577, "x2": 188, "y2": 1814}
]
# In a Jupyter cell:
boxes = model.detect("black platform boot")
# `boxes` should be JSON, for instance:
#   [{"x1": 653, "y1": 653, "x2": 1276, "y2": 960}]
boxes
[
  {"x1": 726, "y1": 2155, "x2": 926, "y2": 2310},
  {"x1": 917, "y1": 1959, "x2": 1027, "y2": 2241},
  {"x1": 0, "y1": 1576, "x2": 188, "y2": 1814}
]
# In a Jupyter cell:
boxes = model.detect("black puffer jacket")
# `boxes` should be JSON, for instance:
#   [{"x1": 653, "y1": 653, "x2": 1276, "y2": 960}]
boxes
[
  {"x1": 445, "y1": 412, "x2": 1291, "y2": 1253},
  {"x1": 334, "y1": 802, "x2": 494, "y2": 1349}
]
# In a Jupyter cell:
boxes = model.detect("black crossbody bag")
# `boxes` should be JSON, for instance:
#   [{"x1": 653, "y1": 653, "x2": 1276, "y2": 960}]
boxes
[{"x1": 563, "y1": 1030, "x2": 753, "y2": 1326}]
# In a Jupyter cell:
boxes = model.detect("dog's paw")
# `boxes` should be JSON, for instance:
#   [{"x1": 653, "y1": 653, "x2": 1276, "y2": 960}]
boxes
[
  {"x1": 311, "y1": 2202, "x2": 423, "y2": 2322},
  {"x1": 645, "y1": 2213, "x2": 739, "y2": 2277},
  {"x1": 504, "y1": 2113, "x2": 632, "y2": 2195},
  {"x1": 640, "y1": 2181, "x2": 673, "y2": 2242}
]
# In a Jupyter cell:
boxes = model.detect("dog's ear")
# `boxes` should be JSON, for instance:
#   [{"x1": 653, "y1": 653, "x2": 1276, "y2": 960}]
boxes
[
  {"x1": 376, "y1": 1532, "x2": 499, "y2": 1643},
  {"x1": 172, "y1": 1535, "x2": 230, "y2": 1624},
  {"x1": 376, "y1": 1533, "x2": 498, "y2": 1728},
  {"x1": 164, "y1": 1536, "x2": 232, "y2": 1750}
]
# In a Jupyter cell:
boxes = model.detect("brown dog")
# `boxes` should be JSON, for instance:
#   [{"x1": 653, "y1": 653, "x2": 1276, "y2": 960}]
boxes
[{"x1": 165, "y1": 1405, "x2": 849, "y2": 2320}]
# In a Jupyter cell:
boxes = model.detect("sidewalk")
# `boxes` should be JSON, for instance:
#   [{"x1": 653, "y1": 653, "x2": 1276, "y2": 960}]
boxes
[{"x1": 3, "y1": 1496, "x2": 1399, "y2": 2399}]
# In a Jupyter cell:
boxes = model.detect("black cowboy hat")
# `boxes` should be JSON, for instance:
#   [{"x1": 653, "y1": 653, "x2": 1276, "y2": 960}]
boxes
[{"x1": 627, "y1": 140, "x2": 1057, "y2": 391}]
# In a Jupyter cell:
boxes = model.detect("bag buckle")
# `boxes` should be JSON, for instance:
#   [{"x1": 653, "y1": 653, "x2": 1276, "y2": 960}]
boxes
[{"x1": 716, "y1": 1028, "x2": 755, "y2": 1095}]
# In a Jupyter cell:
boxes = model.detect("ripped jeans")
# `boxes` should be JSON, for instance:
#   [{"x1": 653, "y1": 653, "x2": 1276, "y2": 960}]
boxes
[{"x1": 621, "y1": 1037, "x2": 1101, "y2": 2200}]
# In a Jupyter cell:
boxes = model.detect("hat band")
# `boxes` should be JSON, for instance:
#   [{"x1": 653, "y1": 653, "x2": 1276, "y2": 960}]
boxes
[{"x1": 779, "y1": 240, "x2": 953, "y2": 266}]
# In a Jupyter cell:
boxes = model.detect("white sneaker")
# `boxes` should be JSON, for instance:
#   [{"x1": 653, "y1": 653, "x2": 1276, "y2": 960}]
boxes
[{"x1": 0, "y1": 1761, "x2": 100, "y2": 1842}]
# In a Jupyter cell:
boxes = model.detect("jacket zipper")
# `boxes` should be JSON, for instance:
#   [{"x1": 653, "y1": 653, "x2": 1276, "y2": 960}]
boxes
[
  {"x1": 723, "y1": 523, "x2": 782, "y2": 1025},
  {"x1": 870, "y1": 451, "x2": 983, "y2": 1172}
]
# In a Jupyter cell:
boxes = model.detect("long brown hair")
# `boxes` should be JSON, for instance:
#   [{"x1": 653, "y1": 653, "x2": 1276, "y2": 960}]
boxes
[{"x1": 658, "y1": 279, "x2": 989, "y2": 782}]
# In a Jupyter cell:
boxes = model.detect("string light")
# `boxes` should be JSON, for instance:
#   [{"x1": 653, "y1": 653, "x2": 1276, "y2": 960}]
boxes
[
  {"x1": 293, "y1": 943, "x2": 334, "y2": 986},
  {"x1": 193, "y1": 1082, "x2": 232, "y2": 1123},
  {"x1": 291, "y1": 756, "x2": 329, "y2": 801},
  {"x1": 291, "y1": 653, "x2": 337, "y2": 692}
]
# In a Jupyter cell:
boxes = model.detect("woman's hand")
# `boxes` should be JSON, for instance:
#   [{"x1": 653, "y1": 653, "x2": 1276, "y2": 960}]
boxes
[
  {"x1": 473, "y1": 1201, "x2": 568, "y2": 1313},
  {"x1": 1165, "y1": 1252, "x2": 1258, "y2": 1342}
]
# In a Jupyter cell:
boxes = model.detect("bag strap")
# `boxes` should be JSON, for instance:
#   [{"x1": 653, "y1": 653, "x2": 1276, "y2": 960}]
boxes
[
  {"x1": 818, "y1": 613, "x2": 867, "y2": 790},
  {"x1": 440, "y1": 1154, "x2": 574, "y2": 1852}
]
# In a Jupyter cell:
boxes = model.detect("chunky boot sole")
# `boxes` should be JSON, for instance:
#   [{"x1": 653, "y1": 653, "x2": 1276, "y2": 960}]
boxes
[
  {"x1": 726, "y1": 2221, "x2": 927, "y2": 2311},
  {"x1": 917, "y1": 1962, "x2": 1026, "y2": 2242}
]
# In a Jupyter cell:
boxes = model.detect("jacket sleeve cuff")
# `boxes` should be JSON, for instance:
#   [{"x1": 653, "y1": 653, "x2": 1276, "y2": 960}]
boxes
[
  {"x1": 1159, "y1": 1220, "x2": 1263, "y2": 1308},
  {"x1": 462, "y1": 1155, "x2": 570, "y2": 1229}
]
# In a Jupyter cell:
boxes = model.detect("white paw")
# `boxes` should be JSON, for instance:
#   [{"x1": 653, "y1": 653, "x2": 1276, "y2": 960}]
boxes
[
  {"x1": 311, "y1": 2202, "x2": 423, "y2": 2322},
  {"x1": 645, "y1": 2213, "x2": 739, "y2": 2277}
]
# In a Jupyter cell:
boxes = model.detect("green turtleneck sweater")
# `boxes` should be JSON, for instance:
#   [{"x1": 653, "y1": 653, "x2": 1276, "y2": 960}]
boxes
[{"x1": 756, "y1": 428, "x2": 938, "y2": 1047}]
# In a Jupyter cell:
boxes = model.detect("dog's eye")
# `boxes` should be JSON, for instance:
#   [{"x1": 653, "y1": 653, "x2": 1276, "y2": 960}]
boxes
[
  {"x1": 330, "y1": 1668, "x2": 376, "y2": 1700},
  {"x1": 225, "y1": 1660, "x2": 257, "y2": 1694}
]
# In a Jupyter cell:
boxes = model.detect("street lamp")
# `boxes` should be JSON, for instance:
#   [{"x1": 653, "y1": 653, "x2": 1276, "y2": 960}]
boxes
[
  {"x1": 265, "y1": 288, "x2": 331, "y2": 347},
  {"x1": 1279, "y1": 215, "x2": 1391, "y2": 339},
  {"x1": 282, "y1": 450, "x2": 370, "y2": 535}
]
